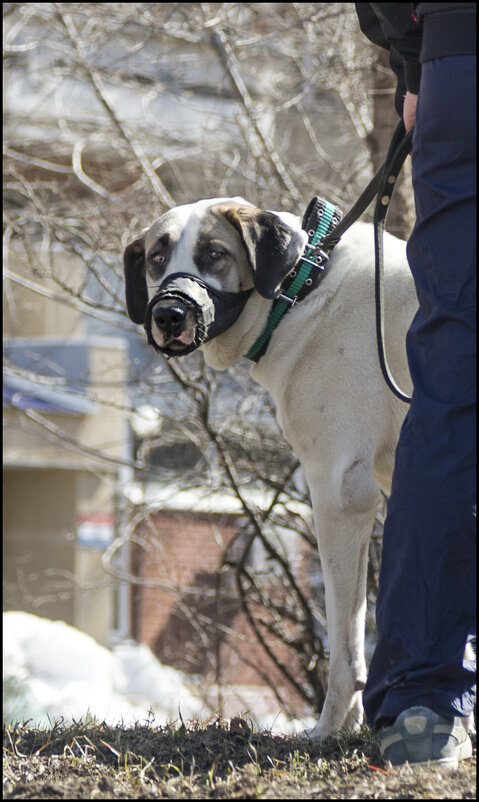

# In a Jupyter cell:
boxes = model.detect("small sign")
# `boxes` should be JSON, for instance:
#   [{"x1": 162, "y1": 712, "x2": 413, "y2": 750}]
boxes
[{"x1": 77, "y1": 514, "x2": 114, "y2": 549}]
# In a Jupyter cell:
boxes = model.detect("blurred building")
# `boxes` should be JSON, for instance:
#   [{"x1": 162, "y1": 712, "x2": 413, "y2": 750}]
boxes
[{"x1": 3, "y1": 250, "x2": 128, "y2": 645}]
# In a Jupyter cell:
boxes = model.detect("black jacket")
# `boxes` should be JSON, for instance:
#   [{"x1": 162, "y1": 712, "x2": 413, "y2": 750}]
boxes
[{"x1": 355, "y1": 3, "x2": 476, "y2": 114}]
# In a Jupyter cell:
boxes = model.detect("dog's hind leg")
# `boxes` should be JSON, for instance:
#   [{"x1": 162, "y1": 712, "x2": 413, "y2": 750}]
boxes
[{"x1": 305, "y1": 459, "x2": 380, "y2": 739}]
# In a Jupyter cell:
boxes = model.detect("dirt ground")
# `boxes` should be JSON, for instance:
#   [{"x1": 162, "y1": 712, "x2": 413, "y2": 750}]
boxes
[{"x1": 3, "y1": 719, "x2": 476, "y2": 799}]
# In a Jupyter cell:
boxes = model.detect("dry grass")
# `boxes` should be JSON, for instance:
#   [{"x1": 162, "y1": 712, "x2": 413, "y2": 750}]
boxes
[{"x1": 3, "y1": 717, "x2": 476, "y2": 799}]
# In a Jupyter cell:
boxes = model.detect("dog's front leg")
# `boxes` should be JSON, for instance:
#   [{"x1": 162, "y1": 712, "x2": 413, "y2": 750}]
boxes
[{"x1": 306, "y1": 467, "x2": 380, "y2": 739}]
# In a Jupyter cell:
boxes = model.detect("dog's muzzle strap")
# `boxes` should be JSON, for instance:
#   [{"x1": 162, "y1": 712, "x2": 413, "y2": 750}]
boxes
[{"x1": 145, "y1": 273, "x2": 252, "y2": 357}]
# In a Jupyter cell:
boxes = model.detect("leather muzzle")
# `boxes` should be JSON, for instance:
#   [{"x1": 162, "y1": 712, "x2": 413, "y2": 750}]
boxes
[{"x1": 145, "y1": 273, "x2": 252, "y2": 357}]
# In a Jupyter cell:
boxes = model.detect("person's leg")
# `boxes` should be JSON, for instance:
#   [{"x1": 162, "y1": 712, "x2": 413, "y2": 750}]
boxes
[{"x1": 363, "y1": 55, "x2": 476, "y2": 732}]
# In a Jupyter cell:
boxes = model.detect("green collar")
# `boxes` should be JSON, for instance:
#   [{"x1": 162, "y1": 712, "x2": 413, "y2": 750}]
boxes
[{"x1": 244, "y1": 198, "x2": 342, "y2": 362}]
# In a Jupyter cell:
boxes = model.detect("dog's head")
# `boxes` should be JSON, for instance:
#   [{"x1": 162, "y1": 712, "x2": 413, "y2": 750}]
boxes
[{"x1": 123, "y1": 198, "x2": 307, "y2": 356}]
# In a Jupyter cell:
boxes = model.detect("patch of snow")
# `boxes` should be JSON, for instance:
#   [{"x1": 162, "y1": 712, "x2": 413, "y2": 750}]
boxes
[
  {"x1": 3, "y1": 612, "x2": 205, "y2": 728},
  {"x1": 3, "y1": 612, "x2": 313, "y2": 734}
]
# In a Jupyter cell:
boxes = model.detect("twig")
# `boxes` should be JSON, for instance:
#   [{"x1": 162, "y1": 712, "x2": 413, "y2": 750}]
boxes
[
  {"x1": 54, "y1": 5, "x2": 175, "y2": 208},
  {"x1": 209, "y1": 27, "x2": 302, "y2": 204}
]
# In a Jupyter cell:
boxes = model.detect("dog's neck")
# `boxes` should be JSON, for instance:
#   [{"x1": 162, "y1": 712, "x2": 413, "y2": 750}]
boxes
[{"x1": 201, "y1": 292, "x2": 272, "y2": 370}]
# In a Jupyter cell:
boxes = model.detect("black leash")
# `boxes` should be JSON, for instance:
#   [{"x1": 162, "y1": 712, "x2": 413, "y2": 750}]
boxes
[
  {"x1": 323, "y1": 119, "x2": 413, "y2": 404},
  {"x1": 246, "y1": 122, "x2": 414, "y2": 401},
  {"x1": 373, "y1": 121, "x2": 413, "y2": 404}
]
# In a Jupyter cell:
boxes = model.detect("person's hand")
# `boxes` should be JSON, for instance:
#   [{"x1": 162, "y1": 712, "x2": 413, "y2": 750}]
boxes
[{"x1": 403, "y1": 91, "x2": 418, "y2": 133}]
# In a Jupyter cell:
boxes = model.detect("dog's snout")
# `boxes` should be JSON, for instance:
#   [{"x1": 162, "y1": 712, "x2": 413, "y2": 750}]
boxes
[{"x1": 153, "y1": 301, "x2": 188, "y2": 335}]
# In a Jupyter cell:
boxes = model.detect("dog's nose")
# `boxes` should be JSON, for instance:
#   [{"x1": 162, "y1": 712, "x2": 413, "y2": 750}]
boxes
[{"x1": 152, "y1": 302, "x2": 188, "y2": 335}]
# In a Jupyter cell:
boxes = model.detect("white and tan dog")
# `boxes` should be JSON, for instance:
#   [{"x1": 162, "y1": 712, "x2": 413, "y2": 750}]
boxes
[{"x1": 124, "y1": 197, "x2": 417, "y2": 738}]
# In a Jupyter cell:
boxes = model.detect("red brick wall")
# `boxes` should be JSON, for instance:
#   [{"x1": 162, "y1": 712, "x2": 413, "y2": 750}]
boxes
[
  {"x1": 130, "y1": 508, "x2": 308, "y2": 711},
  {"x1": 131, "y1": 509, "x2": 240, "y2": 657}
]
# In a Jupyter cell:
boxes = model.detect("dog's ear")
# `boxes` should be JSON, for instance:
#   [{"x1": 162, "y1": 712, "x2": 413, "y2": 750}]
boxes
[
  {"x1": 222, "y1": 207, "x2": 305, "y2": 299},
  {"x1": 123, "y1": 236, "x2": 147, "y2": 324}
]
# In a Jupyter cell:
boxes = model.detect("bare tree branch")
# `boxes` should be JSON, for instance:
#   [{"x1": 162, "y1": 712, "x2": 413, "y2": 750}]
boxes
[{"x1": 4, "y1": 2, "x2": 390, "y2": 719}]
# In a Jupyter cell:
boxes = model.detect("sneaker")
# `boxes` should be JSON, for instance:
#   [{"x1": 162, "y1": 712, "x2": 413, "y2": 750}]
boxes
[{"x1": 378, "y1": 706, "x2": 473, "y2": 769}]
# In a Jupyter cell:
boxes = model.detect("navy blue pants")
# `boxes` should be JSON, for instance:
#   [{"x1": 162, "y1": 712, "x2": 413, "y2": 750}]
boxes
[{"x1": 364, "y1": 55, "x2": 476, "y2": 728}]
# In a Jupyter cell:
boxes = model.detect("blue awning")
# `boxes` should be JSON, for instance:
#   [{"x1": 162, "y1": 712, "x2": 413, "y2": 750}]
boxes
[{"x1": 4, "y1": 374, "x2": 95, "y2": 415}]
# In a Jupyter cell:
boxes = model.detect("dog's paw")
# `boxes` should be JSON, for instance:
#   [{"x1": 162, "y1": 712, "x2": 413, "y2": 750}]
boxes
[{"x1": 300, "y1": 721, "x2": 329, "y2": 741}]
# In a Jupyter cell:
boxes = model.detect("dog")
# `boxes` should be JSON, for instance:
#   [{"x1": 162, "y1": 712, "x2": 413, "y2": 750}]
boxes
[{"x1": 123, "y1": 196, "x2": 418, "y2": 738}]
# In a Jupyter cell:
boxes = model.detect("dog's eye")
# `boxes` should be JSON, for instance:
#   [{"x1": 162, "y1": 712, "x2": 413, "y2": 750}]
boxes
[
  {"x1": 150, "y1": 253, "x2": 166, "y2": 265},
  {"x1": 208, "y1": 249, "x2": 225, "y2": 261}
]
